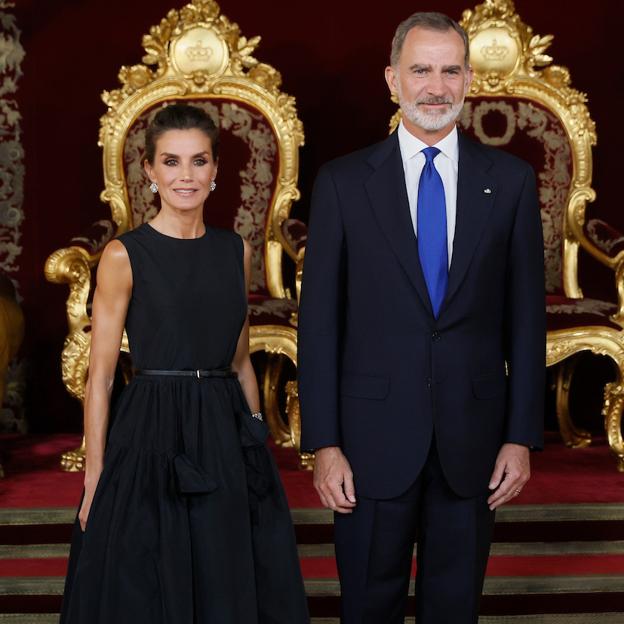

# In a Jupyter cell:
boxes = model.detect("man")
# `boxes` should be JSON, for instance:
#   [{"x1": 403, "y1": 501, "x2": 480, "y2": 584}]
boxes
[{"x1": 298, "y1": 11, "x2": 545, "y2": 624}]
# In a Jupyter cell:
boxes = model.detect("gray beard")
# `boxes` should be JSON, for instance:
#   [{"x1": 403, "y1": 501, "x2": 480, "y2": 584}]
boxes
[{"x1": 400, "y1": 97, "x2": 464, "y2": 132}]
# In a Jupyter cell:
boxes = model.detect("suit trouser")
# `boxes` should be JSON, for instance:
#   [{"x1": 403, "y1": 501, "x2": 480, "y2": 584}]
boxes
[{"x1": 334, "y1": 441, "x2": 496, "y2": 624}]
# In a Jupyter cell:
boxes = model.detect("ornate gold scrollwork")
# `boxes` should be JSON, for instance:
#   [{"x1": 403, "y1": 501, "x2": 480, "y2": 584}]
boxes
[
  {"x1": 547, "y1": 328, "x2": 624, "y2": 470},
  {"x1": 99, "y1": 0, "x2": 304, "y2": 299},
  {"x1": 249, "y1": 325, "x2": 301, "y2": 451},
  {"x1": 555, "y1": 358, "x2": 591, "y2": 449}
]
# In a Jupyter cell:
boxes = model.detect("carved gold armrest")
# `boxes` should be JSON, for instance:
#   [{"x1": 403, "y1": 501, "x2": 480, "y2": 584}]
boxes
[
  {"x1": 44, "y1": 219, "x2": 118, "y2": 400},
  {"x1": 567, "y1": 192, "x2": 624, "y2": 326}
]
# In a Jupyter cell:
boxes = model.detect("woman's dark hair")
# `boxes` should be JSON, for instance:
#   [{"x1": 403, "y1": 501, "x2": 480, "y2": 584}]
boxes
[{"x1": 144, "y1": 103, "x2": 220, "y2": 164}]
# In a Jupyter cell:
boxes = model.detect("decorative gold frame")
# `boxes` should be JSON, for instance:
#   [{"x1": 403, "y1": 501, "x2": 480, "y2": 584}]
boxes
[
  {"x1": 391, "y1": 0, "x2": 624, "y2": 469},
  {"x1": 44, "y1": 0, "x2": 304, "y2": 470}
]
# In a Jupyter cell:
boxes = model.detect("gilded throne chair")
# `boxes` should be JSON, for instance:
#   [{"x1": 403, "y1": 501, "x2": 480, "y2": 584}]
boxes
[
  {"x1": 44, "y1": 0, "x2": 306, "y2": 470},
  {"x1": 392, "y1": 0, "x2": 624, "y2": 470}
]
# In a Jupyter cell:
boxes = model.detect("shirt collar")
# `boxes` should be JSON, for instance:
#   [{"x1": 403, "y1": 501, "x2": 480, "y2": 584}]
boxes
[{"x1": 397, "y1": 120, "x2": 459, "y2": 163}]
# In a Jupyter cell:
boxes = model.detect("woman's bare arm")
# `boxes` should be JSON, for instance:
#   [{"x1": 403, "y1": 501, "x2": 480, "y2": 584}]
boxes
[{"x1": 79, "y1": 240, "x2": 132, "y2": 530}]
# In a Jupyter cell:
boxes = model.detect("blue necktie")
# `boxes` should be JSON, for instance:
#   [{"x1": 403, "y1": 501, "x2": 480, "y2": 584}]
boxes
[{"x1": 417, "y1": 147, "x2": 448, "y2": 318}]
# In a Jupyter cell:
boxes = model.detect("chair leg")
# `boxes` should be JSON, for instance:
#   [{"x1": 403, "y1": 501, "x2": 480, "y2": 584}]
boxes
[
  {"x1": 555, "y1": 358, "x2": 592, "y2": 448},
  {"x1": 263, "y1": 355, "x2": 293, "y2": 447},
  {"x1": 602, "y1": 370, "x2": 624, "y2": 472},
  {"x1": 285, "y1": 380, "x2": 314, "y2": 470},
  {"x1": 60, "y1": 437, "x2": 86, "y2": 472}
]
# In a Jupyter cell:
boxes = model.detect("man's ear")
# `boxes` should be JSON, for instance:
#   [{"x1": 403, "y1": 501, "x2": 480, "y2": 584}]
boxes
[{"x1": 384, "y1": 65, "x2": 398, "y2": 98}]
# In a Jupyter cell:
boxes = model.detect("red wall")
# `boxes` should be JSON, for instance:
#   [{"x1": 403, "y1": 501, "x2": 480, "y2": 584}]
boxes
[{"x1": 13, "y1": 0, "x2": 623, "y2": 431}]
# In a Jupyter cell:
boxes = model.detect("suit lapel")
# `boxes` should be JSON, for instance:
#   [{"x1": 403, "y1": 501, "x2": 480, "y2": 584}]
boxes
[
  {"x1": 365, "y1": 133, "x2": 432, "y2": 316},
  {"x1": 441, "y1": 133, "x2": 496, "y2": 313}
]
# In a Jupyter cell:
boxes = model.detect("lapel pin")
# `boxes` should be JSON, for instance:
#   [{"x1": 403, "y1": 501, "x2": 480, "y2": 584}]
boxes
[{"x1": 483, "y1": 188, "x2": 492, "y2": 194}]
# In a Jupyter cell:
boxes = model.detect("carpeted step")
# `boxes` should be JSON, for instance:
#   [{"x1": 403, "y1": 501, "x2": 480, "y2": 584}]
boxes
[
  {"x1": 3, "y1": 434, "x2": 624, "y2": 619},
  {"x1": 2, "y1": 614, "x2": 624, "y2": 624},
  {"x1": 290, "y1": 505, "x2": 624, "y2": 544},
  {"x1": 6, "y1": 552, "x2": 624, "y2": 579},
  {"x1": 3, "y1": 504, "x2": 624, "y2": 545},
  {"x1": 2, "y1": 575, "x2": 624, "y2": 616},
  {"x1": 309, "y1": 617, "x2": 624, "y2": 624}
]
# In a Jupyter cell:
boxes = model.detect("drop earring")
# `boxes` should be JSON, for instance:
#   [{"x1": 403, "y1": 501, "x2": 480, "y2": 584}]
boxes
[
  {"x1": 149, "y1": 182, "x2": 158, "y2": 193},
  {"x1": 210, "y1": 180, "x2": 216, "y2": 192}
]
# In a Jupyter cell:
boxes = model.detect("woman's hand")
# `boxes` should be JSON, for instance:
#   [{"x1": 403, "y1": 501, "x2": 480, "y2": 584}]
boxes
[{"x1": 79, "y1": 473, "x2": 101, "y2": 532}]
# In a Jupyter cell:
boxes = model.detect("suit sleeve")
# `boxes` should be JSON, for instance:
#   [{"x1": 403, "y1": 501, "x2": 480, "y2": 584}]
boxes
[
  {"x1": 503, "y1": 164, "x2": 546, "y2": 449},
  {"x1": 298, "y1": 164, "x2": 346, "y2": 452}
]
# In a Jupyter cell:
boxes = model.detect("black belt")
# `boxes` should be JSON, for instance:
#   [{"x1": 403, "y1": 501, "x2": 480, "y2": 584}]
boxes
[{"x1": 135, "y1": 367, "x2": 237, "y2": 379}]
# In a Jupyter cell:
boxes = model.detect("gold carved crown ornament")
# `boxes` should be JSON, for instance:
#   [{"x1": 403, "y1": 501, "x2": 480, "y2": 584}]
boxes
[{"x1": 99, "y1": 0, "x2": 304, "y2": 238}]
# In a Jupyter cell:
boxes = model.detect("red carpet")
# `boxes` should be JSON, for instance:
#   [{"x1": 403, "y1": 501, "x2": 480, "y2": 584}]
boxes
[
  {"x1": 4, "y1": 553, "x2": 624, "y2": 579},
  {"x1": 2, "y1": 432, "x2": 624, "y2": 507}
]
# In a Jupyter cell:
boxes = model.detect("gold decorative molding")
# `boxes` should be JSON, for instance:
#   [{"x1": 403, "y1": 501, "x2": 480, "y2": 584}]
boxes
[
  {"x1": 547, "y1": 327, "x2": 624, "y2": 470},
  {"x1": 249, "y1": 324, "x2": 302, "y2": 454}
]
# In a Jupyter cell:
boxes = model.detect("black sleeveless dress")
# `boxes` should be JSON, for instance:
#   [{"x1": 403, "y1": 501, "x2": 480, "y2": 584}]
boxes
[{"x1": 61, "y1": 223, "x2": 309, "y2": 623}]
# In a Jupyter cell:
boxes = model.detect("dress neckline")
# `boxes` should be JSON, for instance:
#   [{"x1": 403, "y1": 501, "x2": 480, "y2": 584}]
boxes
[{"x1": 145, "y1": 222, "x2": 208, "y2": 241}]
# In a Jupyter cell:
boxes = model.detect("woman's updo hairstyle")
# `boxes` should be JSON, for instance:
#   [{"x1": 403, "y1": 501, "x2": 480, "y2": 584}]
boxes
[{"x1": 145, "y1": 103, "x2": 220, "y2": 164}]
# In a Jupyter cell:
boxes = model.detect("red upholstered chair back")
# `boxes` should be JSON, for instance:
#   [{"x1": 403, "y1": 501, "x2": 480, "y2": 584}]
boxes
[
  {"x1": 124, "y1": 99, "x2": 280, "y2": 296},
  {"x1": 388, "y1": 0, "x2": 597, "y2": 303},
  {"x1": 458, "y1": 97, "x2": 572, "y2": 296}
]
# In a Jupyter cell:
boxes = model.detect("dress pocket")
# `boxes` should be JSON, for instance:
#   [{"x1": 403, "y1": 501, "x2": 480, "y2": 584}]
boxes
[{"x1": 173, "y1": 453, "x2": 219, "y2": 495}]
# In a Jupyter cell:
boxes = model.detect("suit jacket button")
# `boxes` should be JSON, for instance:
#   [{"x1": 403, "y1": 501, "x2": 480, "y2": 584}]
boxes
[
  {"x1": 432, "y1": 331, "x2": 441, "y2": 341},
  {"x1": 426, "y1": 377, "x2": 432, "y2": 388}
]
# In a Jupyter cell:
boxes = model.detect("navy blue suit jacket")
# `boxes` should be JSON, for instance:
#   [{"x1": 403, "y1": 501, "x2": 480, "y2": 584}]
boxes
[{"x1": 298, "y1": 130, "x2": 546, "y2": 500}]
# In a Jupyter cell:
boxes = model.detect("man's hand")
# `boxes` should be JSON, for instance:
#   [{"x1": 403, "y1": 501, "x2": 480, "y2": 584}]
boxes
[
  {"x1": 313, "y1": 446, "x2": 357, "y2": 514},
  {"x1": 487, "y1": 443, "x2": 530, "y2": 511}
]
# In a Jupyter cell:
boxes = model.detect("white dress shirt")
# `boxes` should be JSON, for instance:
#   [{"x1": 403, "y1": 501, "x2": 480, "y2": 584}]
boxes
[{"x1": 397, "y1": 120, "x2": 459, "y2": 266}]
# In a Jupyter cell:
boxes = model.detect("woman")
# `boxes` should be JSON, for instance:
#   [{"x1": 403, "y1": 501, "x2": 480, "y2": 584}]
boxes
[{"x1": 61, "y1": 104, "x2": 309, "y2": 623}]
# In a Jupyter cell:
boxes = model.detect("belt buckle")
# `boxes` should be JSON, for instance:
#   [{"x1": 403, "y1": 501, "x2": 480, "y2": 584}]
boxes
[{"x1": 196, "y1": 369, "x2": 201, "y2": 379}]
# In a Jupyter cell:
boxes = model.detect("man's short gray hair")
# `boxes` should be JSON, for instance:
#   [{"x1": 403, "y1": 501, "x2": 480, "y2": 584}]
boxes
[{"x1": 390, "y1": 12, "x2": 470, "y2": 67}]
